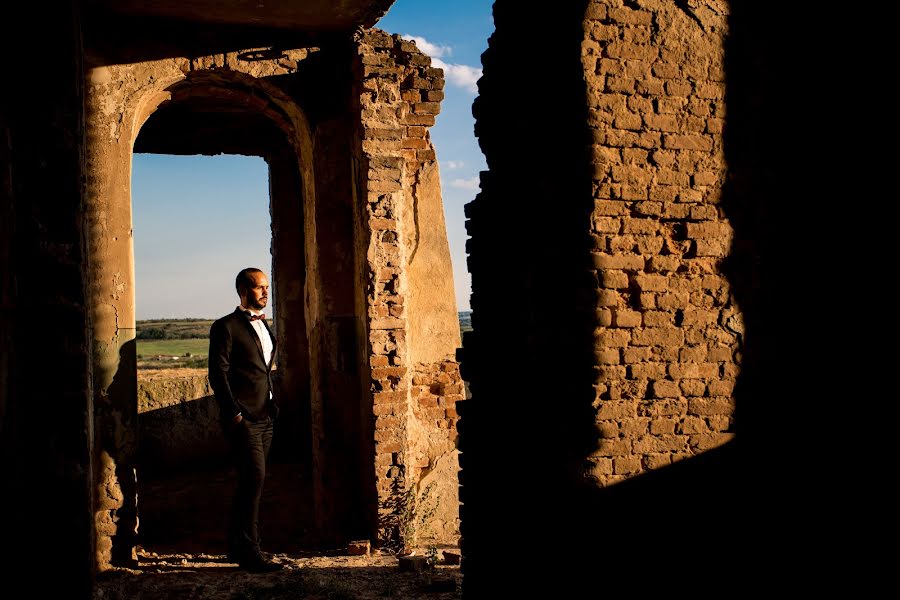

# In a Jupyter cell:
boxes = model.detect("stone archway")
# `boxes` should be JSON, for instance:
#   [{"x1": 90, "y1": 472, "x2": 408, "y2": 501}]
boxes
[{"x1": 85, "y1": 55, "x2": 348, "y2": 566}]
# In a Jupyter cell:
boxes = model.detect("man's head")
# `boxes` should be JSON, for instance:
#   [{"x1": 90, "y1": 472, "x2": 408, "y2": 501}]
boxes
[{"x1": 236, "y1": 267, "x2": 269, "y2": 311}]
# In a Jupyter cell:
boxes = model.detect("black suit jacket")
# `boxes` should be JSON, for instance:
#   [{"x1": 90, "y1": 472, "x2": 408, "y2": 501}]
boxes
[{"x1": 208, "y1": 308, "x2": 279, "y2": 423}]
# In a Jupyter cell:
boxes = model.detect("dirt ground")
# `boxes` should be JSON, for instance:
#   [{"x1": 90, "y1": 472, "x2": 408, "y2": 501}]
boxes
[{"x1": 94, "y1": 547, "x2": 462, "y2": 599}]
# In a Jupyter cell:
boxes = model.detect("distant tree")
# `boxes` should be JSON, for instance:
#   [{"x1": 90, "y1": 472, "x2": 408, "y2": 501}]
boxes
[{"x1": 137, "y1": 328, "x2": 168, "y2": 340}]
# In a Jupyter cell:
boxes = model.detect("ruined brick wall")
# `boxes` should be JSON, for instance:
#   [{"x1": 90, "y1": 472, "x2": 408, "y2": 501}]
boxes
[
  {"x1": 354, "y1": 29, "x2": 463, "y2": 550},
  {"x1": 582, "y1": 0, "x2": 734, "y2": 483},
  {"x1": 137, "y1": 372, "x2": 223, "y2": 468},
  {"x1": 460, "y1": 0, "x2": 738, "y2": 594}
]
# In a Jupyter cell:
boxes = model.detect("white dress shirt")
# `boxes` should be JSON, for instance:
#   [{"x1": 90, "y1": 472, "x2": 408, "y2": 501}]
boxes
[{"x1": 240, "y1": 306, "x2": 273, "y2": 366}]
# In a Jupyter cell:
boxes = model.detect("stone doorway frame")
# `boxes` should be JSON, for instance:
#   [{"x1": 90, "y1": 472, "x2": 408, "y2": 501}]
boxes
[{"x1": 85, "y1": 62, "x2": 336, "y2": 568}]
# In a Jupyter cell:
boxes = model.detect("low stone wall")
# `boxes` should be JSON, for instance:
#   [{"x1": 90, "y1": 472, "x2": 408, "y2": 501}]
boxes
[{"x1": 137, "y1": 370, "x2": 225, "y2": 470}]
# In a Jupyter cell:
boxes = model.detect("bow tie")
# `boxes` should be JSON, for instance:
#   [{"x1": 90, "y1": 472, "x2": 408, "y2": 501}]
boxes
[{"x1": 245, "y1": 312, "x2": 266, "y2": 321}]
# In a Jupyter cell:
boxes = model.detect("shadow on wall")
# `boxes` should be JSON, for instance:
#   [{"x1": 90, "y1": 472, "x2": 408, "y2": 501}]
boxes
[
  {"x1": 134, "y1": 376, "x2": 314, "y2": 555},
  {"x1": 457, "y1": 0, "x2": 817, "y2": 595}
]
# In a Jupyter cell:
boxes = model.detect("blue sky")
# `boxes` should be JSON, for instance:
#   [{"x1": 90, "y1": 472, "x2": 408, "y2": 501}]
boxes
[{"x1": 132, "y1": 0, "x2": 494, "y2": 319}]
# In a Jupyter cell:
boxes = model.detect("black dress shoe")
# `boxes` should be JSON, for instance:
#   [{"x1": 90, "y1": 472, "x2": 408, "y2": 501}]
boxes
[{"x1": 240, "y1": 554, "x2": 284, "y2": 573}]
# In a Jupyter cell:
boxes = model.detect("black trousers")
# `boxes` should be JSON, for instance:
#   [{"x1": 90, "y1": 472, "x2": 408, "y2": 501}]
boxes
[{"x1": 224, "y1": 417, "x2": 273, "y2": 557}]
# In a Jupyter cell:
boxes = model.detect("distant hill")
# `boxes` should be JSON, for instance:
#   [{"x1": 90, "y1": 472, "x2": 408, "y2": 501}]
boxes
[
  {"x1": 138, "y1": 311, "x2": 474, "y2": 340},
  {"x1": 136, "y1": 318, "x2": 214, "y2": 340}
]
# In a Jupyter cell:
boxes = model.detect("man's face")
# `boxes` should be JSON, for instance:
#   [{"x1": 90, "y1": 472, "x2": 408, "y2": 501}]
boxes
[{"x1": 241, "y1": 271, "x2": 269, "y2": 311}]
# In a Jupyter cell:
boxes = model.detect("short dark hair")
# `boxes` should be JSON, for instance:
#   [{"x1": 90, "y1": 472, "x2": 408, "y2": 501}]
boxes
[{"x1": 235, "y1": 267, "x2": 264, "y2": 296}]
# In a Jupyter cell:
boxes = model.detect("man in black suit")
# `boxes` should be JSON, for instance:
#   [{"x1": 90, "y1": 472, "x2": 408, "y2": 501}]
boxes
[{"x1": 208, "y1": 267, "x2": 283, "y2": 573}]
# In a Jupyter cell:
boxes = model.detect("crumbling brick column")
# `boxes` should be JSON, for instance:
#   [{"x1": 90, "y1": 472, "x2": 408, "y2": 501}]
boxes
[{"x1": 354, "y1": 29, "x2": 463, "y2": 551}]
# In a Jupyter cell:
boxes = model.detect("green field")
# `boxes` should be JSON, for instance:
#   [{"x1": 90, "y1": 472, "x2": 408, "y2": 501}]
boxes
[
  {"x1": 137, "y1": 338, "x2": 209, "y2": 358},
  {"x1": 136, "y1": 311, "x2": 473, "y2": 371}
]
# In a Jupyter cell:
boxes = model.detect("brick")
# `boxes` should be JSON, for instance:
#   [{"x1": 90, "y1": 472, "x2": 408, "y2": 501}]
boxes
[
  {"x1": 608, "y1": 7, "x2": 653, "y2": 25},
  {"x1": 589, "y1": 457, "x2": 614, "y2": 477},
  {"x1": 695, "y1": 238, "x2": 729, "y2": 257},
  {"x1": 606, "y1": 75, "x2": 637, "y2": 94},
  {"x1": 680, "y1": 380, "x2": 706, "y2": 396},
  {"x1": 649, "y1": 418, "x2": 677, "y2": 435},
  {"x1": 669, "y1": 362, "x2": 718, "y2": 379},
  {"x1": 706, "y1": 118, "x2": 724, "y2": 134},
  {"x1": 614, "y1": 457, "x2": 642, "y2": 475},
  {"x1": 678, "y1": 416, "x2": 709, "y2": 434},
  {"x1": 688, "y1": 397, "x2": 735, "y2": 416},
  {"x1": 707, "y1": 380, "x2": 734, "y2": 396},
  {"x1": 418, "y1": 396, "x2": 438, "y2": 408},
  {"x1": 401, "y1": 113, "x2": 436, "y2": 126},
  {"x1": 626, "y1": 96, "x2": 653, "y2": 116},
  {"x1": 633, "y1": 273, "x2": 667, "y2": 292},
  {"x1": 633, "y1": 327, "x2": 685, "y2": 347},
  {"x1": 592, "y1": 253, "x2": 643, "y2": 270},
  {"x1": 596, "y1": 58, "x2": 625, "y2": 77},
  {"x1": 594, "y1": 200, "x2": 629, "y2": 219},
  {"x1": 633, "y1": 201, "x2": 662, "y2": 217},
  {"x1": 690, "y1": 205, "x2": 718, "y2": 221},
  {"x1": 656, "y1": 292, "x2": 689, "y2": 310},
  {"x1": 595, "y1": 399, "x2": 635, "y2": 421},
  {"x1": 649, "y1": 185, "x2": 678, "y2": 202},
  {"x1": 678, "y1": 188, "x2": 703, "y2": 203},
  {"x1": 681, "y1": 309, "x2": 717, "y2": 327},
  {"x1": 692, "y1": 432, "x2": 734, "y2": 450},
  {"x1": 377, "y1": 441, "x2": 402, "y2": 453},
  {"x1": 623, "y1": 347, "x2": 652, "y2": 363},
  {"x1": 708, "y1": 415, "x2": 732, "y2": 431},
  {"x1": 371, "y1": 317, "x2": 405, "y2": 330},
  {"x1": 644, "y1": 453, "x2": 673, "y2": 470},
  {"x1": 643, "y1": 310, "x2": 672, "y2": 327},
  {"x1": 599, "y1": 269, "x2": 629, "y2": 289},
  {"x1": 614, "y1": 309, "x2": 641, "y2": 328},
  {"x1": 650, "y1": 380, "x2": 679, "y2": 398},
  {"x1": 657, "y1": 97, "x2": 687, "y2": 114},
  {"x1": 614, "y1": 111, "x2": 642, "y2": 130},
  {"x1": 707, "y1": 346, "x2": 733, "y2": 362},
  {"x1": 652, "y1": 63, "x2": 679, "y2": 79},
  {"x1": 644, "y1": 113, "x2": 679, "y2": 132},
  {"x1": 664, "y1": 134, "x2": 713, "y2": 151},
  {"x1": 373, "y1": 391, "x2": 405, "y2": 404},
  {"x1": 594, "y1": 328, "x2": 630, "y2": 349},
  {"x1": 597, "y1": 289, "x2": 620, "y2": 307},
  {"x1": 594, "y1": 438, "x2": 631, "y2": 457},
  {"x1": 632, "y1": 434, "x2": 689, "y2": 454},
  {"x1": 636, "y1": 78, "x2": 665, "y2": 95},
  {"x1": 647, "y1": 256, "x2": 681, "y2": 273},
  {"x1": 629, "y1": 363, "x2": 666, "y2": 380},
  {"x1": 401, "y1": 137, "x2": 427, "y2": 149},
  {"x1": 621, "y1": 185, "x2": 649, "y2": 200},
  {"x1": 375, "y1": 416, "x2": 400, "y2": 430},
  {"x1": 596, "y1": 348, "x2": 620, "y2": 365},
  {"x1": 623, "y1": 27, "x2": 651, "y2": 45},
  {"x1": 413, "y1": 101, "x2": 441, "y2": 115},
  {"x1": 596, "y1": 365, "x2": 627, "y2": 381},
  {"x1": 686, "y1": 221, "x2": 730, "y2": 239},
  {"x1": 620, "y1": 417, "x2": 650, "y2": 436},
  {"x1": 665, "y1": 80, "x2": 693, "y2": 97},
  {"x1": 622, "y1": 217, "x2": 658, "y2": 235},
  {"x1": 695, "y1": 82, "x2": 724, "y2": 100}
]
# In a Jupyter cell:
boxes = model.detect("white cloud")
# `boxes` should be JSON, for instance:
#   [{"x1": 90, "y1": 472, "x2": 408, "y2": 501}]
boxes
[
  {"x1": 402, "y1": 34, "x2": 482, "y2": 94},
  {"x1": 403, "y1": 34, "x2": 451, "y2": 58},
  {"x1": 431, "y1": 58, "x2": 482, "y2": 93},
  {"x1": 449, "y1": 176, "x2": 480, "y2": 191},
  {"x1": 445, "y1": 160, "x2": 464, "y2": 169}
]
